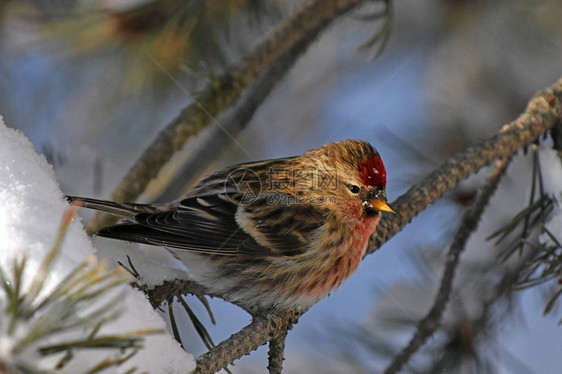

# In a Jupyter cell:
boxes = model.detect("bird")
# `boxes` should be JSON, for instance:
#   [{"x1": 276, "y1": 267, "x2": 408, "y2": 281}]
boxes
[{"x1": 68, "y1": 139, "x2": 393, "y2": 310}]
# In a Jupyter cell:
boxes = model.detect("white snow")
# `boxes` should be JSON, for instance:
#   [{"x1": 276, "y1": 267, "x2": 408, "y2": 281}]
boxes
[{"x1": 0, "y1": 116, "x2": 196, "y2": 373}]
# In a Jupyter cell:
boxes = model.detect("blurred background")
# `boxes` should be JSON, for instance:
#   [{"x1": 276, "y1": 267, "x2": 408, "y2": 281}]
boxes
[{"x1": 2, "y1": 0, "x2": 562, "y2": 372}]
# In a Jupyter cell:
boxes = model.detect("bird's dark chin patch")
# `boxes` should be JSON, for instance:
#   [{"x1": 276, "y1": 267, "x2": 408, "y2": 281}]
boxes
[{"x1": 363, "y1": 207, "x2": 379, "y2": 218}]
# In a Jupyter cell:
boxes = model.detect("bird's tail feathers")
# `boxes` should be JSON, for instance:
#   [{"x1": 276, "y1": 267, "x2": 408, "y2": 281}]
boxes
[{"x1": 66, "y1": 196, "x2": 161, "y2": 218}]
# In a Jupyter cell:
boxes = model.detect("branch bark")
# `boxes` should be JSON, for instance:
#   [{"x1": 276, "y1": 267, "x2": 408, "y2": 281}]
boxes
[
  {"x1": 366, "y1": 78, "x2": 562, "y2": 256},
  {"x1": 267, "y1": 331, "x2": 288, "y2": 374},
  {"x1": 86, "y1": 0, "x2": 365, "y2": 234},
  {"x1": 193, "y1": 311, "x2": 301, "y2": 374}
]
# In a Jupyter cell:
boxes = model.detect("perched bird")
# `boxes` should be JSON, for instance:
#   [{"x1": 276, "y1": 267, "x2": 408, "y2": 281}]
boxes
[{"x1": 68, "y1": 140, "x2": 393, "y2": 310}]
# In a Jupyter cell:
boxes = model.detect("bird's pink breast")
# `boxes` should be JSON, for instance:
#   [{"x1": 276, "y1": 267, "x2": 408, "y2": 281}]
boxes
[{"x1": 300, "y1": 213, "x2": 381, "y2": 299}]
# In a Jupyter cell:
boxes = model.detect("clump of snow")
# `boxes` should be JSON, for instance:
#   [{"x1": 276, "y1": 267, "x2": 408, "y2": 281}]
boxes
[
  {"x1": 540, "y1": 148, "x2": 562, "y2": 197},
  {"x1": 0, "y1": 116, "x2": 196, "y2": 373}
]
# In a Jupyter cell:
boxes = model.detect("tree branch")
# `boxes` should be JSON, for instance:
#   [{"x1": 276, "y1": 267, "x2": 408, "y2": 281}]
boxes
[
  {"x1": 86, "y1": 0, "x2": 365, "y2": 234},
  {"x1": 267, "y1": 330, "x2": 288, "y2": 374},
  {"x1": 148, "y1": 280, "x2": 299, "y2": 374},
  {"x1": 147, "y1": 279, "x2": 210, "y2": 308},
  {"x1": 152, "y1": 0, "x2": 364, "y2": 201},
  {"x1": 366, "y1": 78, "x2": 562, "y2": 256},
  {"x1": 194, "y1": 311, "x2": 301, "y2": 374},
  {"x1": 382, "y1": 156, "x2": 512, "y2": 374}
]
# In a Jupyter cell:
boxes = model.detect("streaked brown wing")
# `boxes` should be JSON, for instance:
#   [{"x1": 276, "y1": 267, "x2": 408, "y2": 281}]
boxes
[
  {"x1": 98, "y1": 194, "x2": 266, "y2": 255},
  {"x1": 238, "y1": 195, "x2": 326, "y2": 256},
  {"x1": 98, "y1": 154, "x2": 325, "y2": 256},
  {"x1": 97, "y1": 193, "x2": 325, "y2": 257}
]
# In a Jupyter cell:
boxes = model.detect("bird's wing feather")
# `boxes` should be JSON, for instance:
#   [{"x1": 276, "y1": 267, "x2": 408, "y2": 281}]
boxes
[
  {"x1": 97, "y1": 192, "x2": 325, "y2": 257},
  {"x1": 98, "y1": 155, "x2": 327, "y2": 256},
  {"x1": 98, "y1": 194, "x2": 261, "y2": 255}
]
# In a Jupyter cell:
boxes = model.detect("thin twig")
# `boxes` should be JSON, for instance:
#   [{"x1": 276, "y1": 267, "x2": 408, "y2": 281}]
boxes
[
  {"x1": 147, "y1": 279, "x2": 211, "y2": 308},
  {"x1": 86, "y1": 0, "x2": 365, "y2": 234},
  {"x1": 383, "y1": 156, "x2": 512, "y2": 374},
  {"x1": 267, "y1": 330, "x2": 288, "y2": 374}
]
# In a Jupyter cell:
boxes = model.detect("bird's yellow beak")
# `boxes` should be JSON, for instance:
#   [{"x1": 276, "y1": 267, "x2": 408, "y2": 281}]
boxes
[{"x1": 370, "y1": 199, "x2": 395, "y2": 213}]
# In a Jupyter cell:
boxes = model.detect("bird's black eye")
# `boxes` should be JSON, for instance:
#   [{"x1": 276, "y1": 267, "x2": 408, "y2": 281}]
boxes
[{"x1": 349, "y1": 185, "x2": 360, "y2": 194}]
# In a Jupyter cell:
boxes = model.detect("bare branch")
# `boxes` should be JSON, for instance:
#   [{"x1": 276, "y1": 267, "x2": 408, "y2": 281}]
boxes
[
  {"x1": 148, "y1": 280, "x2": 299, "y2": 373},
  {"x1": 152, "y1": 0, "x2": 361, "y2": 201},
  {"x1": 194, "y1": 311, "x2": 301, "y2": 374},
  {"x1": 367, "y1": 78, "x2": 562, "y2": 256},
  {"x1": 267, "y1": 330, "x2": 288, "y2": 374},
  {"x1": 382, "y1": 156, "x2": 512, "y2": 374},
  {"x1": 147, "y1": 279, "x2": 210, "y2": 308},
  {"x1": 86, "y1": 0, "x2": 365, "y2": 234}
]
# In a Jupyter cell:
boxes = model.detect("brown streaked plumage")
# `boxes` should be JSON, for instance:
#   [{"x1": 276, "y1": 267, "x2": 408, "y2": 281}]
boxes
[{"x1": 68, "y1": 139, "x2": 393, "y2": 310}]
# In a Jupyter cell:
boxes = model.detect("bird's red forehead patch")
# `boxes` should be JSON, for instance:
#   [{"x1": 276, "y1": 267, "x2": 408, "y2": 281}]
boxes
[{"x1": 359, "y1": 155, "x2": 386, "y2": 187}]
